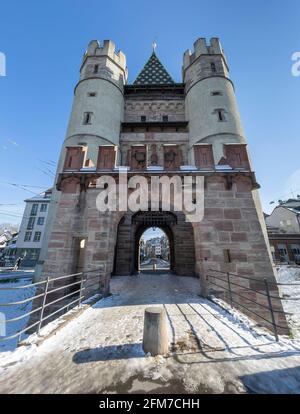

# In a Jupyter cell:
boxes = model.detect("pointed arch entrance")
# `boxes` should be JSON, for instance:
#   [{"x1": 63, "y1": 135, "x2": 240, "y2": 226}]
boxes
[{"x1": 113, "y1": 210, "x2": 196, "y2": 276}]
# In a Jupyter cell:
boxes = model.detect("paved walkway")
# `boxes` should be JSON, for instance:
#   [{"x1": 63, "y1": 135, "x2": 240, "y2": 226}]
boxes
[{"x1": 0, "y1": 274, "x2": 300, "y2": 393}]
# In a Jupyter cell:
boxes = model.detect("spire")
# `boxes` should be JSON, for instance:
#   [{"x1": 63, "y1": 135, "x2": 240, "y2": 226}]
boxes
[{"x1": 133, "y1": 48, "x2": 175, "y2": 86}]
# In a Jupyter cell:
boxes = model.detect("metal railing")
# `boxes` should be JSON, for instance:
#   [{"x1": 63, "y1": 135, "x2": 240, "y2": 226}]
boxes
[
  {"x1": 0, "y1": 268, "x2": 104, "y2": 345},
  {"x1": 207, "y1": 269, "x2": 300, "y2": 341}
]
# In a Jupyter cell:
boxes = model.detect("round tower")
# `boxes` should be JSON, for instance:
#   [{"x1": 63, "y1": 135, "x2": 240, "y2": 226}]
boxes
[
  {"x1": 57, "y1": 39, "x2": 127, "y2": 172},
  {"x1": 35, "y1": 40, "x2": 127, "y2": 280},
  {"x1": 183, "y1": 38, "x2": 246, "y2": 164}
]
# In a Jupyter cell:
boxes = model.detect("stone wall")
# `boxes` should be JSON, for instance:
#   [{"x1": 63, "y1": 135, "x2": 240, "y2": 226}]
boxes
[{"x1": 192, "y1": 175, "x2": 289, "y2": 334}]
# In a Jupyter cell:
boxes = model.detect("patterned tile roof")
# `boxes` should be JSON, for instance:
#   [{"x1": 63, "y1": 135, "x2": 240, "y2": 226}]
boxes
[{"x1": 133, "y1": 52, "x2": 175, "y2": 85}]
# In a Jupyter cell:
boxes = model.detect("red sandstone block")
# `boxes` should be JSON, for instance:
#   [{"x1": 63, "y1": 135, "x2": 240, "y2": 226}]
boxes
[
  {"x1": 235, "y1": 193, "x2": 252, "y2": 199},
  {"x1": 230, "y1": 250, "x2": 248, "y2": 261},
  {"x1": 205, "y1": 199, "x2": 226, "y2": 208},
  {"x1": 236, "y1": 265, "x2": 255, "y2": 276},
  {"x1": 92, "y1": 252, "x2": 108, "y2": 261},
  {"x1": 225, "y1": 199, "x2": 245, "y2": 208},
  {"x1": 233, "y1": 221, "x2": 250, "y2": 232},
  {"x1": 250, "y1": 243, "x2": 268, "y2": 251},
  {"x1": 231, "y1": 232, "x2": 248, "y2": 242},
  {"x1": 224, "y1": 208, "x2": 242, "y2": 220},
  {"x1": 48, "y1": 242, "x2": 65, "y2": 248},
  {"x1": 205, "y1": 208, "x2": 224, "y2": 219},
  {"x1": 241, "y1": 208, "x2": 258, "y2": 220},
  {"x1": 214, "y1": 221, "x2": 234, "y2": 231},
  {"x1": 217, "y1": 191, "x2": 233, "y2": 198},
  {"x1": 218, "y1": 232, "x2": 231, "y2": 242}
]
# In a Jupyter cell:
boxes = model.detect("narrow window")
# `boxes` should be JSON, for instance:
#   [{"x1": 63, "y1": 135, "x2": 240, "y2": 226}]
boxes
[
  {"x1": 141, "y1": 116, "x2": 146, "y2": 122},
  {"x1": 30, "y1": 204, "x2": 38, "y2": 216},
  {"x1": 40, "y1": 203, "x2": 47, "y2": 212},
  {"x1": 162, "y1": 115, "x2": 168, "y2": 122},
  {"x1": 93, "y1": 64, "x2": 99, "y2": 74},
  {"x1": 24, "y1": 231, "x2": 32, "y2": 242},
  {"x1": 217, "y1": 109, "x2": 225, "y2": 121},
  {"x1": 211, "y1": 62, "x2": 216, "y2": 73},
  {"x1": 27, "y1": 217, "x2": 35, "y2": 230},
  {"x1": 211, "y1": 91, "x2": 222, "y2": 96},
  {"x1": 87, "y1": 92, "x2": 97, "y2": 97},
  {"x1": 37, "y1": 217, "x2": 45, "y2": 225},
  {"x1": 33, "y1": 232, "x2": 42, "y2": 242},
  {"x1": 223, "y1": 249, "x2": 231, "y2": 263},
  {"x1": 83, "y1": 112, "x2": 93, "y2": 125}
]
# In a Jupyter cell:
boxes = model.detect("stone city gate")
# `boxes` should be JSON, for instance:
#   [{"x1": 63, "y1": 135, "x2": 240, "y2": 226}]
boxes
[{"x1": 113, "y1": 210, "x2": 196, "y2": 276}]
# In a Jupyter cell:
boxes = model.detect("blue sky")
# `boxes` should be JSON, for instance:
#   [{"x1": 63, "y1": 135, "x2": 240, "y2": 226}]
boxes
[{"x1": 0, "y1": 0, "x2": 299, "y2": 225}]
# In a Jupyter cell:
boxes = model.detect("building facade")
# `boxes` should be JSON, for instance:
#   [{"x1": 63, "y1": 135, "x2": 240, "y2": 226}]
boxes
[
  {"x1": 35, "y1": 38, "x2": 288, "y2": 333},
  {"x1": 14, "y1": 189, "x2": 52, "y2": 267},
  {"x1": 265, "y1": 198, "x2": 300, "y2": 264}
]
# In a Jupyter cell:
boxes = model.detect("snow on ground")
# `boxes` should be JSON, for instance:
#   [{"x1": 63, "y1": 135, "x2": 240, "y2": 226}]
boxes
[
  {"x1": 276, "y1": 266, "x2": 300, "y2": 338},
  {"x1": 0, "y1": 275, "x2": 35, "y2": 352},
  {"x1": 0, "y1": 273, "x2": 299, "y2": 394}
]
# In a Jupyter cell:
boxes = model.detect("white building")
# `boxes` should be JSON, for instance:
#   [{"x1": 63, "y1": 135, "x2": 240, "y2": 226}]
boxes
[
  {"x1": 14, "y1": 189, "x2": 52, "y2": 267},
  {"x1": 266, "y1": 198, "x2": 300, "y2": 234}
]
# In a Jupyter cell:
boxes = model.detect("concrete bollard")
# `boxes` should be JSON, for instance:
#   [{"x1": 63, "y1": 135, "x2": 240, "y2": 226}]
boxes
[{"x1": 142, "y1": 307, "x2": 169, "y2": 356}]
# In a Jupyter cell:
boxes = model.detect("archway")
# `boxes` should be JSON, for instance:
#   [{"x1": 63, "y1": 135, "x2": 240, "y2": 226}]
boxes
[
  {"x1": 113, "y1": 210, "x2": 196, "y2": 277},
  {"x1": 136, "y1": 226, "x2": 172, "y2": 273}
]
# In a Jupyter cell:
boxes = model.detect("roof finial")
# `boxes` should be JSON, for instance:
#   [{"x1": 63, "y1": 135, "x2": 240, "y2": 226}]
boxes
[{"x1": 152, "y1": 41, "x2": 157, "y2": 53}]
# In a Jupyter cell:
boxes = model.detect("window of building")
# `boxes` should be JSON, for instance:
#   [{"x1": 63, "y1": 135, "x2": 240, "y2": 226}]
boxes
[
  {"x1": 31, "y1": 249, "x2": 39, "y2": 260},
  {"x1": 93, "y1": 64, "x2": 99, "y2": 74},
  {"x1": 30, "y1": 204, "x2": 38, "y2": 216},
  {"x1": 217, "y1": 109, "x2": 226, "y2": 121},
  {"x1": 87, "y1": 92, "x2": 97, "y2": 97},
  {"x1": 211, "y1": 91, "x2": 222, "y2": 96},
  {"x1": 211, "y1": 62, "x2": 216, "y2": 72},
  {"x1": 27, "y1": 217, "x2": 35, "y2": 230},
  {"x1": 37, "y1": 217, "x2": 45, "y2": 226},
  {"x1": 40, "y1": 203, "x2": 47, "y2": 212},
  {"x1": 33, "y1": 232, "x2": 41, "y2": 242},
  {"x1": 141, "y1": 116, "x2": 146, "y2": 122},
  {"x1": 292, "y1": 246, "x2": 300, "y2": 255},
  {"x1": 83, "y1": 112, "x2": 93, "y2": 125},
  {"x1": 24, "y1": 231, "x2": 32, "y2": 242},
  {"x1": 162, "y1": 115, "x2": 168, "y2": 122}
]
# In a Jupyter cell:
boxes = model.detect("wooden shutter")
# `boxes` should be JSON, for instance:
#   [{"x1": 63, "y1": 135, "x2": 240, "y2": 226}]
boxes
[
  {"x1": 97, "y1": 146, "x2": 116, "y2": 169},
  {"x1": 225, "y1": 145, "x2": 250, "y2": 169},
  {"x1": 64, "y1": 147, "x2": 85, "y2": 170},
  {"x1": 194, "y1": 145, "x2": 214, "y2": 168}
]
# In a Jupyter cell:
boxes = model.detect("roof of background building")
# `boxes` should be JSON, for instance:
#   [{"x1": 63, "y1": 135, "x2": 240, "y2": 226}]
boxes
[
  {"x1": 133, "y1": 51, "x2": 175, "y2": 86},
  {"x1": 24, "y1": 188, "x2": 53, "y2": 203}
]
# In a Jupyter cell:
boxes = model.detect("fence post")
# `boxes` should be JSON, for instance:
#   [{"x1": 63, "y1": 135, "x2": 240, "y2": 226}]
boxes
[
  {"x1": 264, "y1": 278, "x2": 279, "y2": 342},
  {"x1": 37, "y1": 277, "x2": 50, "y2": 335},
  {"x1": 79, "y1": 273, "x2": 84, "y2": 306},
  {"x1": 227, "y1": 272, "x2": 233, "y2": 308}
]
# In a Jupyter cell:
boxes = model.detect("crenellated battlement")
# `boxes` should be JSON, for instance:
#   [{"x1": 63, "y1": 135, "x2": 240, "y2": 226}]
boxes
[
  {"x1": 79, "y1": 39, "x2": 128, "y2": 85},
  {"x1": 82, "y1": 39, "x2": 127, "y2": 71},
  {"x1": 183, "y1": 37, "x2": 227, "y2": 70}
]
